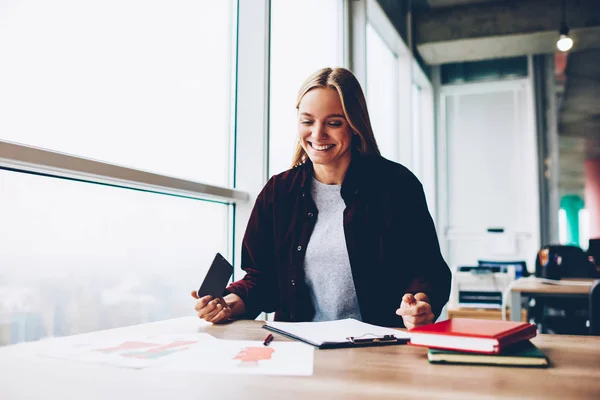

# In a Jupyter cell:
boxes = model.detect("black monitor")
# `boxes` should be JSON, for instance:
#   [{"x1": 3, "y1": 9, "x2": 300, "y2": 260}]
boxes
[{"x1": 477, "y1": 260, "x2": 528, "y2": 278}]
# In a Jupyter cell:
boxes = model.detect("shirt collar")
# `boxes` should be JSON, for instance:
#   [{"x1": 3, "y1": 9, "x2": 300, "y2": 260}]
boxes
[{"x1": 299, "y1": 150, "x2": 367, "y2": 199}]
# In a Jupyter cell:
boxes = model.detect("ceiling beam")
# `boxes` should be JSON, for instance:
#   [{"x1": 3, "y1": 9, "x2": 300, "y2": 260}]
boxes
[
  {"x1": 416, "y1": 0, "x2": 600, "y2": 64},
  {"x1": 427, "y1": 0, "x2": 505, "y2": 7}
]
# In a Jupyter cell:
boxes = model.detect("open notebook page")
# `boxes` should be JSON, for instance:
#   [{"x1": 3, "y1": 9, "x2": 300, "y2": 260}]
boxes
[{"x1": 265, "y1": 318, "x2": 410, "y2": 345}]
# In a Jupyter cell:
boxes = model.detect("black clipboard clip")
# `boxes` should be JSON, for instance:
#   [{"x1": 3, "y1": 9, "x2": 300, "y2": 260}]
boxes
[{"x1": 346, "y1": 334, "x2": 400, "y2": 345}]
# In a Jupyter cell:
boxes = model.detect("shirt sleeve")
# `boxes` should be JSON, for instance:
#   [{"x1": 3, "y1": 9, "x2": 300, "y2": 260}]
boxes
[
  {"x1": 224, "y1": 178, "x2": 279, "y2": 319},
  {"x1": 404, "y1": 181, "x2": 452, "y2": 321}
]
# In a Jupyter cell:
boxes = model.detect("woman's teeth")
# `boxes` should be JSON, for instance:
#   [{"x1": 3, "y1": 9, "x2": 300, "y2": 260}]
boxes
[{"x1": 311, "y1": 143, "x2": 334, "y2": 151}]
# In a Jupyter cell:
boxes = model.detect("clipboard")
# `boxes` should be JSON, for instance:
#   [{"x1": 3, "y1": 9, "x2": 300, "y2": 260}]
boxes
[{"x1": 262, "y1": 318, "x2": 410, "y2": 349}]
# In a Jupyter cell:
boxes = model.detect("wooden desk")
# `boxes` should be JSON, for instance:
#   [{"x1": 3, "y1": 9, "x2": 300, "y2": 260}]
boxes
[
  {"x1": 510, "y1": 278, "x2": 596, "y2": 322},
  {"x1": 0, "y1": 317, "x2": 599, "y2": 400},
  {"x1": 448, "y1": 307, "x2": 528, "y2": 322}
]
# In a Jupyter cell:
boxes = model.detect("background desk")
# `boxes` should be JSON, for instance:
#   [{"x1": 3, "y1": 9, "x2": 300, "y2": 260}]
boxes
[
  {"x1": 448, "y1": 307, "x2": 528, "y2": 321},
  {"x1": 0, "y1": 317, "x2": 599, "y2": 400},
  {"x1": 510, "y1": 278, "x2": 595, "y2": 322}
]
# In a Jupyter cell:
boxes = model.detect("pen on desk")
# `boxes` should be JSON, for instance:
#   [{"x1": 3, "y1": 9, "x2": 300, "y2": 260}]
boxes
[{"x1": 263, "y1": 333, "x2": 274, "y2": 346}]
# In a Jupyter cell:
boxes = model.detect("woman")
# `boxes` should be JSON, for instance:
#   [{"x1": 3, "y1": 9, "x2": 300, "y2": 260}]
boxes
[{"x1": 192, "y1": 67, "x2": 451, "y2": 329}]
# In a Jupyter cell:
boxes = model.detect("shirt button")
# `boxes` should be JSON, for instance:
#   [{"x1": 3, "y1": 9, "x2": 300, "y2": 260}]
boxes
[
  {"x1": 308, "y1": 212, "x2": 313, "y2": 218},
  {"x1": 291, "y1": 279, "x2": 296, "y2": 286},
  {"x1": 297, "y1": 245, "x2": 302, "y2": 251},
  {"x1": 354, "y1": 189, "x2": 359, "y2": 195}
]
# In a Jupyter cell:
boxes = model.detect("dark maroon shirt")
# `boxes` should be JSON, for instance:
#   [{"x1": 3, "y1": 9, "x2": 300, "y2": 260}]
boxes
[{"x1": 225, "y1": 153, "x2": 451, "y2": 327}]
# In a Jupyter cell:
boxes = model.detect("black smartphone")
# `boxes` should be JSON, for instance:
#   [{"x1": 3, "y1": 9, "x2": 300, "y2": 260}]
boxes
[{"x1": 197, "y1": 253, "x2": 234, "y2": 298}]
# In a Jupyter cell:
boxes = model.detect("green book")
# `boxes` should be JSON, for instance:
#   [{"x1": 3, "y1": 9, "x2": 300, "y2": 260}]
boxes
[{"x1": 428, "y1": 340, "x2": 549, "y2": 368}]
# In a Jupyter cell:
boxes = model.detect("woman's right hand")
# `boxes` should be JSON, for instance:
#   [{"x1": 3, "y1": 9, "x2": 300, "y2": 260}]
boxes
[{"x1": 191, "y1": 291, "x2": 244, "y2": 324}]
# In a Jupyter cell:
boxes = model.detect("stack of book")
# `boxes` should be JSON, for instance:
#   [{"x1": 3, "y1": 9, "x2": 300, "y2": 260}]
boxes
[{"x1": 409, "y1": 319, "x2": 549, "y2": 367}]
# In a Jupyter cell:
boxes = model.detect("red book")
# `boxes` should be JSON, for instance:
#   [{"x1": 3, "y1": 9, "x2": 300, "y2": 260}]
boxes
[{"x1": 409, "y1": 318, "x2": 537, "y2": 354}]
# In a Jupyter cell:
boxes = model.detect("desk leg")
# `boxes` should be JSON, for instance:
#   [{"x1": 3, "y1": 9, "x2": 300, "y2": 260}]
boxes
[{"x1": 511, "y1": 292, "x2": 523, "y2": 322}]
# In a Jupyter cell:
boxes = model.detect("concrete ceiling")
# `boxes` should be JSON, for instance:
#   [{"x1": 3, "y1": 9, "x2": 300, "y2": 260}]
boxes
[
  {"x1": 558, "y1": 49, "x2": 600, "y2": 198},
  {"x1": 414, "y1": 0, "x2": 600, "y2": 199},
  {"x1": 416, "y1": 0, "x2": 600, "y2": 65},
  {"x1": 560, "y1": 50, "x2": 600, "y2": 141},
  {"x1": 427, "y1": 0, "x2": 505, "y2": 8}
]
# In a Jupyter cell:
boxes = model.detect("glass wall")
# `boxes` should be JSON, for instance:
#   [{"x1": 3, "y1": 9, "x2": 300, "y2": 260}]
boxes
[
  {"x1": 0, "y1": 0, "x2": 234, "y2": 186},
  {"x1": 366, "y1": 22, "x2": 398, "y2": 162},
  {"x1": 410, "y1": 81, "x2": 437, "y2": 219},
  {"x1": 0, "y1": 0, "x2": 237, "y2": 345},
  {"x1": 268, "y1": 0, "x2": 344, "y2": 176},
  {"x1": 0, "y1": 0, "x2": 438, "y2": 345},
  {"x1": 411, "y1": 83, "x2": 422, "y2": 179},
  {"x1": 0, "y1": 171, "x2": 229, "y2": 345}
]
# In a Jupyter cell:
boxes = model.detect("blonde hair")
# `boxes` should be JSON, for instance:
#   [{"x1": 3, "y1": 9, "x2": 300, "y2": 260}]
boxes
[{"x1": 291, "y1": 67, "x2": 380, "y2": 168}]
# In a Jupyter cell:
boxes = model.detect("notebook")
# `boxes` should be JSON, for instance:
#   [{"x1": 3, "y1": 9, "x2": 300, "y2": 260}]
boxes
[
  {"x1": 409, "y1": 318, "x2": 537, "y2": 354},
  {"x1": 428, "y1": 340, "x2": 549, "y2": 368},
  {"x1": 263, "y1": 318, "x2": 410, "y2": 349}
]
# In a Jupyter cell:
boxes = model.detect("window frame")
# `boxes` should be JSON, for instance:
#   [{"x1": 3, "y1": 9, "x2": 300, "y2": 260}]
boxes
[{"x1": 0, "y1": 0, "x2": 245, "y2": 275}]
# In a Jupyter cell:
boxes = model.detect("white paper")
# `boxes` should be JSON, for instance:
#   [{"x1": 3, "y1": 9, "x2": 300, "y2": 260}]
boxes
[
  {"x1": 37, "y1": 332, "x2": 314, "y2": 376},
  {"x1": 160, "y1": 338, "x2": 314, "y2": 376},
  {"x1": 265, "y1": 318, "x2": 409, "y2": 345},
  {"x1": 38, "y1": 333, "x2": 216, "y2": 369}
]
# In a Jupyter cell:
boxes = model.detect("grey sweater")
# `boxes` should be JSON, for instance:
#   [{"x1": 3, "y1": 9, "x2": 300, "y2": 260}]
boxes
[{"x1": 303, "y1": 178, "x2": 362, "y2": 322}]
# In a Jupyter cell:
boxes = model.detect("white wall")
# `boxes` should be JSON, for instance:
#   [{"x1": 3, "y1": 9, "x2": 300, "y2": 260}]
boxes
[{"x1": 437, "y1": 79, "x2": 540, "y2": 273}]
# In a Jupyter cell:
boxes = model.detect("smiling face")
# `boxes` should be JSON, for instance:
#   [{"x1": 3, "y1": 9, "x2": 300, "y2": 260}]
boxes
[{"x1": 297, "y1": 87, "x2": 354, "y2": 181}]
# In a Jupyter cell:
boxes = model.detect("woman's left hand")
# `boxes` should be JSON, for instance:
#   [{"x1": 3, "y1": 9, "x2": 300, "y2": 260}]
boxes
[{"x1": 395, "y1": 292, "x2": 434, "y2": 330}]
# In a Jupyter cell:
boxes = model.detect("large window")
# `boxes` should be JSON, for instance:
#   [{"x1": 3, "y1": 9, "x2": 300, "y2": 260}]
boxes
[
  {"x1": 411, "y1": 84, "x2": 423, "y2": 180},
  {"x1": 366, "y1": 22, "x2": 398, "y2": 162},
  {"x1": 0, "y1": 0, "x2": 444, "y2": 345},
  {"x1": 410, "y1": 81, "x2": 436, "y2": 219},
  {"x1": 364, "y1": 0, "x2": 437, "y2": 226},
  {"x1": 0, "y1": 0, "x2": 238, "y2": 345},
  {"x1": 0, "y1": 0, "x2": 235, "y2": 186},
  {"x1": 0, "y1": 171, "x2": 230, "y2": 345},
  {"x1": 269, "y1": 0, "x2": 344, "y2": 176}
]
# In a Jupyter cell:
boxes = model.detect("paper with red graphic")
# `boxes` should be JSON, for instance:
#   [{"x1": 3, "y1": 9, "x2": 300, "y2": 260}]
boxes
[
  {"x1": 233, "y1": 346, "x2": 275, "y2": 363},
  {"x1": 38, "y1": 333, "x2": 313, "y2": 375},
  {"x1": 38, "y1": 334, "x2": 214, "y2": 369},
  {"x1": 161, "y1": 338, "x2": 313, "y2": 376}
]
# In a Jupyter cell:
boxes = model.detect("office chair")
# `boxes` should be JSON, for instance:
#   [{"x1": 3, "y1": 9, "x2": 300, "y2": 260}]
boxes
[
  {"x1": 590, "y1": 280, "x2": 600, "y2": 335},
  {"x1": 531, "y1": 245, "x2": 595, "y2": 334},
  {"x1": 588, "y1": 239, "x2": 600, "y2": 275},
  {"x1": 535, "y1": 245, "x2": 596, "y2": 279}
]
